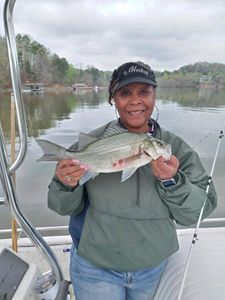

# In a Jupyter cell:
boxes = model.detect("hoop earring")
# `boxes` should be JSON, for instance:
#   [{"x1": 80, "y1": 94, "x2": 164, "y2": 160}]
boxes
[
  {"x1": 153, "y1": 104, "x2": 159, "y2": 122},
  {"x1": 115, "y1": 106, "x2": 119, "y2": 120}
]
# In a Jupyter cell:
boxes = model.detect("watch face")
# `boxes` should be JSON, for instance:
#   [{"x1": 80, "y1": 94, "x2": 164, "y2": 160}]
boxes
[{"x1": 161, "y1": 178, "x2": 176, "y2": 187}]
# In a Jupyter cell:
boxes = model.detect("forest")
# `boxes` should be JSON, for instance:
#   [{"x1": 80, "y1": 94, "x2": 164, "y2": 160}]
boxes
[
  {"x1": 0, "y1": 34, "x2": 112, "y2": 90},
  {"x1": 1, "y1": 34, "x2": 225, "y2": 90}
]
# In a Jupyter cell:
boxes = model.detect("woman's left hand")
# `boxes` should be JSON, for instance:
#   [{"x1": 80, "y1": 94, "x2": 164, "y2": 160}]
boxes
[{"x1": 150, "y1": 155, "x2": 179, "y2": 180}]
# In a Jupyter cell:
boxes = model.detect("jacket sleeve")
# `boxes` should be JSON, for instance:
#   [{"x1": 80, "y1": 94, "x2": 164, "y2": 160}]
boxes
[
  {"x1": 47, "y1": 124, "x2": 110, "y2": 216},
  {"x1": 156, "y1": 136, "x2": 217, "y2": 226},
  {"x1": 48, "y1": 176, "x2": 85, "y2": 216}
]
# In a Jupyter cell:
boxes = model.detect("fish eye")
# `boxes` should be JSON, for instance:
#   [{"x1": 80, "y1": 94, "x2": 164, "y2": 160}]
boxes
[{"x1": 156, "y1": 141, "x2": 164, "y2": 147}]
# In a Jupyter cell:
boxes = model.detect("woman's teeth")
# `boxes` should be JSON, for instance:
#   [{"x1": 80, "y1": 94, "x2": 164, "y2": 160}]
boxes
[{"x1": 128, "y1": 110, "x2": 143, "y2": 115}]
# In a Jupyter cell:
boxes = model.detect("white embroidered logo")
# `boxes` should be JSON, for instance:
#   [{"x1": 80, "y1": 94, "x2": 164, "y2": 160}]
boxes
[{"x1": 123, "y1": 65, "x2": 148, "y2": 76}]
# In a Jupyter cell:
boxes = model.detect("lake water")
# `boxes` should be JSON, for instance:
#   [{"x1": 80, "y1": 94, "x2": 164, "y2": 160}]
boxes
[{"x1": 0, "y1": 87, "x2": 225, "y2": 232}]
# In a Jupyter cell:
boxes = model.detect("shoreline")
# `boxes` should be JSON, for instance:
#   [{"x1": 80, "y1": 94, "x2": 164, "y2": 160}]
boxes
[{"x1": 1, "y1": 83, "x2": 225, "y2": 94}]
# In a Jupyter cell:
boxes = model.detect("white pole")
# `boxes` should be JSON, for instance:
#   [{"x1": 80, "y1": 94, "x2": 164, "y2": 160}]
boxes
[{"x1": 177, "y1": 119, "x2": 225, "y2": 300}]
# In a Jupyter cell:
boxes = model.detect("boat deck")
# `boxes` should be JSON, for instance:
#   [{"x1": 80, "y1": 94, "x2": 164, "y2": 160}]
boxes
[
  {"x1": 1, "y1": 227, "x2": 225, "y2": 299},
  {"x1": 155, "y1": 227, "x2": 225, "y2": 299}
]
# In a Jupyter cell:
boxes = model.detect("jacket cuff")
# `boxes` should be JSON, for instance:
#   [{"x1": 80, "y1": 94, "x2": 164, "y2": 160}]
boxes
[
  {"x1": 52, "y1": 175, "x2": 78, "y2": 192},
  {"x1": 157, "y1": 170, "x2": 192, "y2": 205}
]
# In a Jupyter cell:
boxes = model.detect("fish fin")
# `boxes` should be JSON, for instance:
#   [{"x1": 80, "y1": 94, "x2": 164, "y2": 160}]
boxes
[
  {"x1": 78, "y1": 132, "x2": 98, "y2": 149},
  {"x1": 121, "y1": 167, "x2": 138, "y2": 182},
  {"x1": 79, "y1": 171, "x2": 98, "y2": 185},
  {"x1": 36, "y1": 139, "x2": 66, "y2": 161},
  {"x1": 102, "y1": 124, "x2": 127, "y2": 137}
]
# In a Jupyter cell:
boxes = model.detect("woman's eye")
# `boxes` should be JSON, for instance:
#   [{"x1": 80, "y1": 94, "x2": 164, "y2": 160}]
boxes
[
  {"x1": 120, "y1": 90, "x2": 130, "y2": 97},
  {"x1": 139, "y1": 89, "x2": 150, "y2": 96}
]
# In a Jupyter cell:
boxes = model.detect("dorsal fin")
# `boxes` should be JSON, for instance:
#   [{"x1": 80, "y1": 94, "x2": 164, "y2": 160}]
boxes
[
  {"x1": 102, "y1": 123, "x2": 127, "y2": 138},
  {"x1": 78, "y1": 132, "x2": 98, "y2": 149}
]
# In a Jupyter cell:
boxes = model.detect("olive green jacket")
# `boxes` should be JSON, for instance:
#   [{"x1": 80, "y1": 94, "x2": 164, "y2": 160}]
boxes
[{"x1": 48, "y1": 120, "x2": 217, "y2": 271}]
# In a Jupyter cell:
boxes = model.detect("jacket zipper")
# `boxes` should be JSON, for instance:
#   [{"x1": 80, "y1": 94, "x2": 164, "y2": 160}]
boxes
[{"x1": 136, "y1": 169, "x2": 140, "y2": 205}]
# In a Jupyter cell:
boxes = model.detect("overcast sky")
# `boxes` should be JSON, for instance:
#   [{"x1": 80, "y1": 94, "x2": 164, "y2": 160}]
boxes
[{"x1": 1, "y1": 0, "x2": 225, "y2": 71}]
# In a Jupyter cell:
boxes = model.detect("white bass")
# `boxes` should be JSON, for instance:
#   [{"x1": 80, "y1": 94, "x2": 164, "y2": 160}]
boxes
[{"x1": 36, "y1": 132, "x2": 171, "y2": 184}]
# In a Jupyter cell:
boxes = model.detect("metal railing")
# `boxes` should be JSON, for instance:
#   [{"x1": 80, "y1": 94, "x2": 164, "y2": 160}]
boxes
[
  {"x1": 1, "y1": 217, "x2": 225, "y2": 236},
  {"x1": 0, "y1": 225, "x2": 69, "y2": 235},
  {"x1": 2, "y1": 0, "x2": 64, "y2": 284}
]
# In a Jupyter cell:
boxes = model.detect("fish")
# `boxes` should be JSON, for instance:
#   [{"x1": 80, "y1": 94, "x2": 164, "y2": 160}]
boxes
[{"x1": 36, "y1": 132, "x2": 171, "y2": 184}]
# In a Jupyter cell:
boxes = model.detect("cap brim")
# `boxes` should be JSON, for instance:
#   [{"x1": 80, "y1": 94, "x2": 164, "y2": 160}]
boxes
[{"x1": 113, "y1": 77, "x2": 157, "y2": 94}]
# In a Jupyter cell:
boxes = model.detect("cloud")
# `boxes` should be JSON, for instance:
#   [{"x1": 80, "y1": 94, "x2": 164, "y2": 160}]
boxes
[{"x1": 1, "y1": 0, "x2": 225, "y2": 71}]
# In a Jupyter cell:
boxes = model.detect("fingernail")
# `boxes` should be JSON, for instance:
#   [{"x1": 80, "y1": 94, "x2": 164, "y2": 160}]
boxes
[
  {"x1": 72, "y1": 159, "x2": 80, "y2": 163},
  {"x1": 80, "y1": 164, "x2": 90, "y2": 170}
]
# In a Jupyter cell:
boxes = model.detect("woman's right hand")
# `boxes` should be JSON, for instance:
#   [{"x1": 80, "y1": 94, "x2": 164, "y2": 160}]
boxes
[{"x1": 55, "y1": 159, "x2": 89, "y2": 187}]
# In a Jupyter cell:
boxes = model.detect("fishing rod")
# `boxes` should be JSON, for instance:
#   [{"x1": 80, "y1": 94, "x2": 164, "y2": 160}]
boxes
[
  {"x1": 177, "y1": 118, "x2": 225, "y2": 300},
  {"x1": 192, "y1": 132, "x2": 212, "y2": 150}
]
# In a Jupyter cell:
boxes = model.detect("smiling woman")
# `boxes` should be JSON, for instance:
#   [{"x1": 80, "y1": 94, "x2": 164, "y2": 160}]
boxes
[
  {"x1": 113, "y1": 83, "x2": 156, "y2": 132},
  {"x1": 108, "y1": 62, "x2": 157, "y2": 132},
  {"x1": 48, "y1": 61, "x2": 217, "y2": 300}
]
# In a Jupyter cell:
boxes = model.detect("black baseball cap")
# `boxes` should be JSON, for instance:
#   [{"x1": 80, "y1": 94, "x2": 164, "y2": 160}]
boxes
[{"x1": 108, "y1": 61, "x2": 157, "y2": 102}]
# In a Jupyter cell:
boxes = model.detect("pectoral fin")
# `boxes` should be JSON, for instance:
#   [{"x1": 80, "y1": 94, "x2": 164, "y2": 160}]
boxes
[{"x1": 121, "y1": 167, "x2": 138, "y2": 183}]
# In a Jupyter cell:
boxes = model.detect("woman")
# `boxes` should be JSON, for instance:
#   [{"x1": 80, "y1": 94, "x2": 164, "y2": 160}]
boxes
[{"x1": 48, "y1": 61, "x2": 217, "y2": 300}]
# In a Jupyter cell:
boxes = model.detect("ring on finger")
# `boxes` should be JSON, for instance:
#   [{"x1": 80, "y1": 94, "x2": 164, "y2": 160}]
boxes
[{"x1": 65, "y1": 175, "x2": 72, "y2": 182}]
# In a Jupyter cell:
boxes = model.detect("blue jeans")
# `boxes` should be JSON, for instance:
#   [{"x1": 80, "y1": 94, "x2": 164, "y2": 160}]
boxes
[{"x1": 70, "y1": 245, "x2": 167, "y2": 300}]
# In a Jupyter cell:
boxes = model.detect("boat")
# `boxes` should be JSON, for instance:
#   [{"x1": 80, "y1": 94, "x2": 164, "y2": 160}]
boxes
[
  {"x1": 72, "y1": 83, "x2": 95, "y2": 91},
  {"x1": 1, "y1": 0, "x2": 225, "y2": 299},
  {"x1": 22, "y1": 83, "x2": 44, "y2": 94},
  {"x1": 1, "y1": 222, "x2": 225, "y2": 299}
]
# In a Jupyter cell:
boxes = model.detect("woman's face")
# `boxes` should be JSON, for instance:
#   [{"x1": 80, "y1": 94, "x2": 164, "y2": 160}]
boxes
[{"x1": 113, "y1": 83, "x2": 156, "y2": 133}]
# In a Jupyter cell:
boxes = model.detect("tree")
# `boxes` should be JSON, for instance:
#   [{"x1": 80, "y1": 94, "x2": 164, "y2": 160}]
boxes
[
  {"x1": 0, "y1": 36, "x2": 10, "y2": 88},
  {"x1": 51, "y1": 54, "x2": 69, "y2": 84}
]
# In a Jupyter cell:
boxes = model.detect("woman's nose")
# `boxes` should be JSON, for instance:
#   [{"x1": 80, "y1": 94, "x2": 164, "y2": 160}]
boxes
[{"x1": 130, "y1": 92, "x2": 141, "y2": 103}]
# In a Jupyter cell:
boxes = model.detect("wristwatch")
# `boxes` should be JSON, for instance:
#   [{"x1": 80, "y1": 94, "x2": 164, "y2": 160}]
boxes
[{"x1": 160, "y1": 177, "x2": 177, "y2": 187}]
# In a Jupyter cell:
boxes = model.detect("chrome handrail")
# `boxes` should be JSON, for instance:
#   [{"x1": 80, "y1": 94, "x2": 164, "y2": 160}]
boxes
[
  {"x1": 3, "y1": 0, "x2": 27, "y2": 173},
  {"x1": 2, "y1": 0, "x2": 64, "y2": 283},
  {"x1": 0, "y1": 225, "x2": 69, "y2": 234}
]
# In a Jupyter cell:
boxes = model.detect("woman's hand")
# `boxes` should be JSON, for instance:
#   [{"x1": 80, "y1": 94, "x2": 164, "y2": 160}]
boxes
[
  {"x1": 150, "y1": 155, "x2": 179, "y2": 180},
  {"x1": 55, "y1": 159, "x2": 89, "y2": 187}
]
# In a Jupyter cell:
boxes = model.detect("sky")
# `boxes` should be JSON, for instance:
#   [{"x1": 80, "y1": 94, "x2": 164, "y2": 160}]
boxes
[{"x1": 1, "y1": 0, "x2": 225, "y2": 71}]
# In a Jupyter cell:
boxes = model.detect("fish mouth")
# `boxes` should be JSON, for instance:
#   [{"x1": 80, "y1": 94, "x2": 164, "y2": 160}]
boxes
[{"x1": 143, "y1": 150, "x2": 151, "y2": 157}]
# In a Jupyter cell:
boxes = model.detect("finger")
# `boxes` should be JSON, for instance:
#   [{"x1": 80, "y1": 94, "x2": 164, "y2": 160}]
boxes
[
  {"x1": 156, "y1": 159, "x2": 170, "y2": 171},
  {"x1": 56, "y1": 164, "x2": 80, "y2": 177},
  {"x1": 150, "y1": 160, "x2": 162, "y2": 177},
  {"x1": 57, "y1": 159, "x2": 80, "y2": 169},
  {"x1": 61, "y1": 168, "x2": 88, "y2": 186},
  {"x1": 169, "y1": 155, "x2": 180, "y2": 168},
  {"x1": 62, "y1": 176, "x2": 79, "y2": 187},
  {"x1": 56, "y1": 159, "x2": 84, "y2": 176},
  {"x1": 57, "y1": 162, "x2": 90, "y2": 183},
  {"x1": 151, "y1": 157, "x2": 167, "y2": 171}
]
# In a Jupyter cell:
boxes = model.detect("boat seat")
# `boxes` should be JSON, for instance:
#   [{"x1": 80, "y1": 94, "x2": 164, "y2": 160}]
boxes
[{"x1": 154, "y1": 227, "x2": 225, "y2": 300}]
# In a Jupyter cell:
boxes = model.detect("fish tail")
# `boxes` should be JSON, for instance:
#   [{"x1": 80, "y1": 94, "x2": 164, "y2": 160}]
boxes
[{"x1": 36, "y1": 139, "x2": 66, "y2": 161}]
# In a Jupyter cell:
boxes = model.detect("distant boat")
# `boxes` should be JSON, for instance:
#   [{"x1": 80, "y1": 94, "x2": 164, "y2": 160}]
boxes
[
  {"x1": 72, "y1": 83, "x2": 95, "y2": 91},
  {"x1": 22, "y1": 83, "x2": 44, "y2": 93}
]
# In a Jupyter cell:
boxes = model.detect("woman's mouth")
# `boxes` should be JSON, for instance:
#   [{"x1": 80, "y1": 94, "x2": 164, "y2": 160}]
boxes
[{"x1": 128, "y1": 110, "x2": 144, "y2": 115}]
